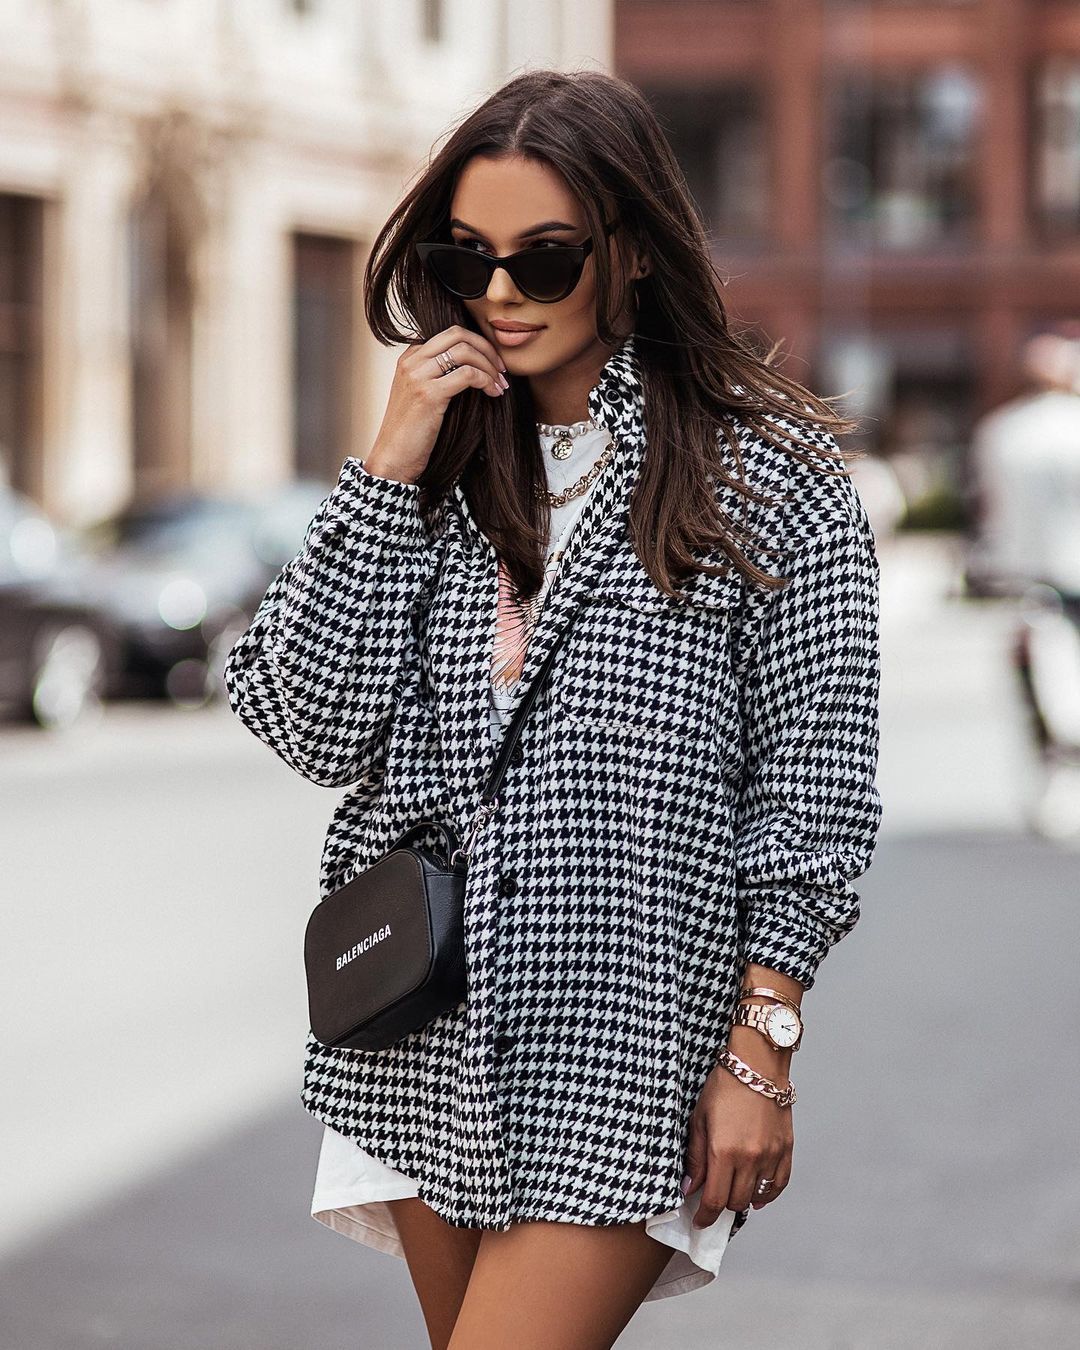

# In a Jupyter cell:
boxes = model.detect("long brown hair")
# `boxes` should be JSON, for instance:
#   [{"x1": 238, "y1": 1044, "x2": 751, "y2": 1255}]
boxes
[{"x1": 364, "y1": 68, "x2": 860, "y2": 600}]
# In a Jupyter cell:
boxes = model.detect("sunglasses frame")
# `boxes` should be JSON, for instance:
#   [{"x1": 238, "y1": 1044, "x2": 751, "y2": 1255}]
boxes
[{"x1": 416, "y1": 217, "x2": 621, "y2": 304}]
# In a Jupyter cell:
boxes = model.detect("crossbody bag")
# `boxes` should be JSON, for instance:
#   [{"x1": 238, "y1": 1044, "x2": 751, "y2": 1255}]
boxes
[{"x1": 304, "y1": 609, "x2": 579, "y2": 1052}]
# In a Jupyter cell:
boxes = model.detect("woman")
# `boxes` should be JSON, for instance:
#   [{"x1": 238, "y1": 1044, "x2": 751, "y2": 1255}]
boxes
[{"x1": 225, "y1": 68, "x2": 882, "y2": 1350}]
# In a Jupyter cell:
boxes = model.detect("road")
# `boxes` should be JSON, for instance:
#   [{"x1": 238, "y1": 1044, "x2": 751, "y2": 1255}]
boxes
[{"x1": 1, "y1": 533, "x2": 1078, "y2": 1348}]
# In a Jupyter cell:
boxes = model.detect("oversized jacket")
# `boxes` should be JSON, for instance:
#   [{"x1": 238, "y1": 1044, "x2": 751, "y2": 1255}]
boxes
[{"x1": 224, "y1": 332, "x2": 883, "y2": 1239}]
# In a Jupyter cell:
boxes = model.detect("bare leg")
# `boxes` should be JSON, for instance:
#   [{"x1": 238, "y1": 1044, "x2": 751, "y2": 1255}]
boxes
[
  {"x1": 446, "y1": 1218, "x2": 674, "y2": 1350},
  {"x1": 386, "y1": 1196, "x2": 483, "y2": 1350}
]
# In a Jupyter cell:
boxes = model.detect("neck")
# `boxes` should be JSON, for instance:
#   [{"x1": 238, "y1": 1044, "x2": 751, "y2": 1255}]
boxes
[{"x1": 528, "y1": 336, "x2": 624, "y2": 426}]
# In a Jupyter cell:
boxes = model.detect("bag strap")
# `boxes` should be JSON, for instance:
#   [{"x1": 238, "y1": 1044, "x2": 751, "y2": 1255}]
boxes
[{"x1": 450, "y1": 608, "x2": 581, "y2": 869}]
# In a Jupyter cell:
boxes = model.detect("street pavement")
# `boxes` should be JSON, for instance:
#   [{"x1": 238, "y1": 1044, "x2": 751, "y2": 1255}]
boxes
[{"x1": 1, "y1": 532, "x2": 1077, "y2": 1348}]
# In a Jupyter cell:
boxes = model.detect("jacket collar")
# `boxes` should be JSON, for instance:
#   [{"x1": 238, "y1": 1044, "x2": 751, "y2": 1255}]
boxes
[
  {"x1": 436, "y1": 332, "x2": 648, "y2": 785},
  {"x1": 486, "y1": 333, "x2": 647, "y2": 752},
  {"x1": 447, "y1": 331, "x2": 645, "y2": 551}
]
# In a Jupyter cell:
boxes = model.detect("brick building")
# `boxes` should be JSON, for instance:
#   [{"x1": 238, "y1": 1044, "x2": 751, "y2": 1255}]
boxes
[{"x1": 617, "y1": 0, "x2": 1080, "y2": 514}]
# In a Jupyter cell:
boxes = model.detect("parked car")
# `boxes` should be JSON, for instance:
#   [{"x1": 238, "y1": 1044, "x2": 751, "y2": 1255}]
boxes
[
  {"x1": 78, "y1": 479, "x2": 332, "y2": 704},
  {"x1": 0, "y1": 487, "x2": 122, "y2": 729}
]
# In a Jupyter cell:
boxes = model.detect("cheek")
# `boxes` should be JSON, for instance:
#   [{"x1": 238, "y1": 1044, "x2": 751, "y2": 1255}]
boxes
[{"x1": 562, "y1": 269, "x2": 598, "y2": 319}]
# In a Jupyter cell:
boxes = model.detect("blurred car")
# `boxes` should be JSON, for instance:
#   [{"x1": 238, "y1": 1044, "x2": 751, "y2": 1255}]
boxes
[
  {"x1": 0, "y1": 487, "x2": 123, "y2": 729},
  {"x1": 78, "y1": 479, "x2": 332, "y2": 705}
]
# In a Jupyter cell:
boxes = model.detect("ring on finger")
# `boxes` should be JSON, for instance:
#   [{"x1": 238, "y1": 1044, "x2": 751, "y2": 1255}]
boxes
[
  {"x1": 435, "y1": 349, "x2": 458, "y2": 376},
  {"x1": 755, "y1": 1177, "x2": 775, "y2": 1195}
]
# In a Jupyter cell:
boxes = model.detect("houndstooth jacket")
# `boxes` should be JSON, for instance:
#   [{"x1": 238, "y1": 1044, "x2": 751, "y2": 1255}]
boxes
[{"x1": 224, "y1": 332, "x2": 882, "y2": 1240}]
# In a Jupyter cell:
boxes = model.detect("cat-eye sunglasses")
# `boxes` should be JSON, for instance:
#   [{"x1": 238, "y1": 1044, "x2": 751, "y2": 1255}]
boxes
[{"x1": 416, "y1": 218, "x2": 621, "y2": 304}]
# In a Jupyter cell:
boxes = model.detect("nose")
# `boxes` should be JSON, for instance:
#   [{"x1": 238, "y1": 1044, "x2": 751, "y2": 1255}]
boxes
[{"x1": 485, "y1": 264, "x2": 522, "y2": 304}]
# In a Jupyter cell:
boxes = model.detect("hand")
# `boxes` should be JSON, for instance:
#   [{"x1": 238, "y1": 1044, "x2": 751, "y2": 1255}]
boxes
[
  {"x1": 682, "y1": 1059, "x2": 794, "y2": 1228},
  {"x1": 365, "y1": 325, "x2": 510, "y2": 484}
]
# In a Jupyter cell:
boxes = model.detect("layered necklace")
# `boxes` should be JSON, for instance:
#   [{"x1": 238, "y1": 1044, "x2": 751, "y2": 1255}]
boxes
[
  {"x1": 533, "y1": 415, "x2": 614, "y2": 512},
  {"x1": 491, "y1": 418, "x2": 612, "y2": 693}
]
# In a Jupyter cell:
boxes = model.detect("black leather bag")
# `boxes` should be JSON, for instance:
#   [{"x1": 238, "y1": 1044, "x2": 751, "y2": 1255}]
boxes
[{"x1": 304, "y1": 612, "x2": 578, "y2": 1052}]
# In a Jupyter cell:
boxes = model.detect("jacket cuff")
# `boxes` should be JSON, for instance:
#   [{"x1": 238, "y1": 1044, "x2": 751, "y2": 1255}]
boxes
[
  {"x1": 738, "y1": 890, "x2": 841, "y2": 991},
  {"x1": 311, "y1": 456, "x2": 429, "y2": 549}
]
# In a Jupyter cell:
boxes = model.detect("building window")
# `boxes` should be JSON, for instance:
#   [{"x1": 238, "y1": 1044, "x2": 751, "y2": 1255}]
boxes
[
  {"x1": 820, "y1": 326, "x2": 976, "y2": 527},
  {"x1": 421, "y1": 0, "x2": 443, "y2": 44},
  {"x1": 0, "y1": 194, "x2": 44, "y2": 503},
  {"x1": 127, "y1": 188, "x2": 194, "y2": 501},
  {"x1": 1033, "y1": 59, "x2": 1080, "y2": 238},
  {"x1": 826, "y1": 67, "x2": 981, "y2": 250},
  {"x1": 291, "y1": 234, "x2": 355, "y2": 483},
  {"x1": 644, "y1": 85, "x2": 767, "y2": 244}
]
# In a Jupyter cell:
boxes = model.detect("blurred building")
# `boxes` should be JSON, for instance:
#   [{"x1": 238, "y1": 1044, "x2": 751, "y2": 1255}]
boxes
[
  {"x1": 0, "y1": 0, "x2": 611, "y2": 526},
  {"x1": 617, "y1": 0, "x2": 1080, "y2": 522}
]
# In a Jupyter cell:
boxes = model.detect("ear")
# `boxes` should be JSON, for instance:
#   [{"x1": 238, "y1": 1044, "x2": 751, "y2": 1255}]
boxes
[{"x1": 630, "y1": 241, "x2": 651, "y2": 279}]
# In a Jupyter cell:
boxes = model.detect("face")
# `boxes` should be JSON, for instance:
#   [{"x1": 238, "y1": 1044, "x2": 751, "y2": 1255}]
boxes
[{"x1": 446, "y1": 152, "x2": 644, "y2": 384}]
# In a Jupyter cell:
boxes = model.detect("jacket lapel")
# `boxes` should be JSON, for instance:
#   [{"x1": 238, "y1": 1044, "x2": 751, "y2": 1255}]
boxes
[
  {"x1": 492, "y1": 335, "x2": 646, "y2": 737},
  {"x1": 437, "y1": 333, "x2": 647, "y2": 786}
]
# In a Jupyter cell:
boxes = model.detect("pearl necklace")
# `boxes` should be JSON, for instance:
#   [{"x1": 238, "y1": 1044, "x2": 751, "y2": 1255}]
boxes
[
  {"x1": 536, "y1": 416, "x2": 597, "y2": 461},
  {"x1": 533, "y1": 418, "x2": 613, "y2": 506}
]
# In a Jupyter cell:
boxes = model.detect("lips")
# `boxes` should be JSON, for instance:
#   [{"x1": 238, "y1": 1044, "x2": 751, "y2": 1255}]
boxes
[
  {"x1": 491, "y1": 323, "x2": 544, "y2": 333},
  {"x1": 490, "y1": 324, "x2": 545, "y2": 347}
]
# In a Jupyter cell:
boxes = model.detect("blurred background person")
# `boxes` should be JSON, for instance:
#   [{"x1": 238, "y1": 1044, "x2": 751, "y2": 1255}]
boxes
[
  {"x1": 969, "y1": 331, "x2": 1080, "y2": 838},
  {"x1": 967, "y1": 331, "x2": 1080, "y2": 599}
]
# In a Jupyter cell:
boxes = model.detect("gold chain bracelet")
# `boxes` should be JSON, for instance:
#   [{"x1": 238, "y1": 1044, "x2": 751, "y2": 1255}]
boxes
[{"x1": 715, "y1": 1047, "x2": 797, "y2": 1108}]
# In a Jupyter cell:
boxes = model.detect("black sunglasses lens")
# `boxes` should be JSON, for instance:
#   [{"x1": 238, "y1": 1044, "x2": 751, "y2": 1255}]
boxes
[
  {"x1": 512, "y1": 250, "x2": 582, "y2": 301},
  {"x1": 423, "y1": 244, "x2": 585, "y2": 302},
  {"x1": 425, "y1": 248, "x2": 490, "y2": 297}
]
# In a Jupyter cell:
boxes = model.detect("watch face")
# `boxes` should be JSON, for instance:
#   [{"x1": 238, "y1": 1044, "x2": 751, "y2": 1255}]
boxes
[{"x1": 766, "y1": 1006, "x2": 801, "y2": 1047}]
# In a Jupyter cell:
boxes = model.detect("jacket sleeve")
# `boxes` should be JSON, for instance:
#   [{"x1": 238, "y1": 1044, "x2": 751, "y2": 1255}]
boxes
[
  {"x1": 729, "y1": 470, "x2": 884, "y2": 992},
  {"x1": 223, "y1": 456, "x2": 445, "y2": 789}
]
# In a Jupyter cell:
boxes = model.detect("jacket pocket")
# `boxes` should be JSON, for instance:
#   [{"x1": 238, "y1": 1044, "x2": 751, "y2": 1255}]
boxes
[{"x1": 555, "y1": 560, "x2": 741, "y2": 740}]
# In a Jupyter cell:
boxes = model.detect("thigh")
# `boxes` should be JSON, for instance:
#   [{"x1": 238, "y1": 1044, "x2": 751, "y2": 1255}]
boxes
[
  {"x1": 386, "y1": 1196, "x2": 483, "y2": 1350},
  {"x1": 446, "y1": 1218, "x2": 674, "y2": 1350}
]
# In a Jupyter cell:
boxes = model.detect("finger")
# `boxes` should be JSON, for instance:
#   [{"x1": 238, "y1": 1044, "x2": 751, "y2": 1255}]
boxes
[
  {"x1": 417, "y1": 326, "x2": 507, "y2": 379},
  {"x1": 421, "y1": 360, "x2": 506, "y2": 402},
  {"x1": 747, "y1": 1149, "x2": 786, "y2": 1210},
  {"x1": 449, "y1": 329, "x2": 509, "y2": 376},
  {"x1": 681, "y1": 1112, "x2": 708, "y2": 1199},
  {"x1": 729, "y1": 1157, "x2": 767, "y2": 1215},
  {"x1": 692, "y1": 1153, "x2": 734, "y2": 1230},
  {"x1": 421, "y1": 343, "x2": 508, "y2": 396},
  {"x1": 756, "y1": 1149, "x2": 792, "y2": 1208}
]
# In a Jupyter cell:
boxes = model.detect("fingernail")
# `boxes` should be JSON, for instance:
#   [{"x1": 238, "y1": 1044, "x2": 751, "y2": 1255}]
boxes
[
  {"x1": 497, "y1": 372, "x2": 509, "y2": 389},
  {"x1": 680, "y1": 1174, "x2": 693, "y2": 1196}
]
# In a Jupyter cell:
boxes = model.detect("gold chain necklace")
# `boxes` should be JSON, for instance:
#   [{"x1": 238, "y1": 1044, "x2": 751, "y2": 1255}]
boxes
[
  {"x1": 532, "y1": 438, "x2": 615, "y2": 507},
  {"x1": 493, "y1": 430, "x2": 620, "y2": 690}
]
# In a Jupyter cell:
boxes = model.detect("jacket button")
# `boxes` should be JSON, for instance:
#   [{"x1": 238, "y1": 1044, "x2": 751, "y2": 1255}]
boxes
[
  {"x1": 509, "y1": 743, "x2": 524, "y2": 766},
  {"x1": 493, "y1": 1033, "x2": 515, "y2": 1054},
  {"x1": 497, "y1": 873, "x2": 519, "y2": 897}
]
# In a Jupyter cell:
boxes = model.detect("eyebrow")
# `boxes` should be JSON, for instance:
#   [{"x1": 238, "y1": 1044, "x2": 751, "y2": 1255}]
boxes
[{"x1": 449, "y1": 218, "x2": 580, "y2": 241}]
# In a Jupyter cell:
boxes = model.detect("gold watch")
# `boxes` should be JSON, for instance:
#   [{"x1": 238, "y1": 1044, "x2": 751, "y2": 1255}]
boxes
[{"x1": 732, "y1": 999, "x2": 804, "y2": 1051}]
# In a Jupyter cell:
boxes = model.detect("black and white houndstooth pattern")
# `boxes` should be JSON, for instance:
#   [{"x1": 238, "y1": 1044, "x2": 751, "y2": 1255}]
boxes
[{"x1": 224, "y1": 332, "x2": 882, "y2": 1241}]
